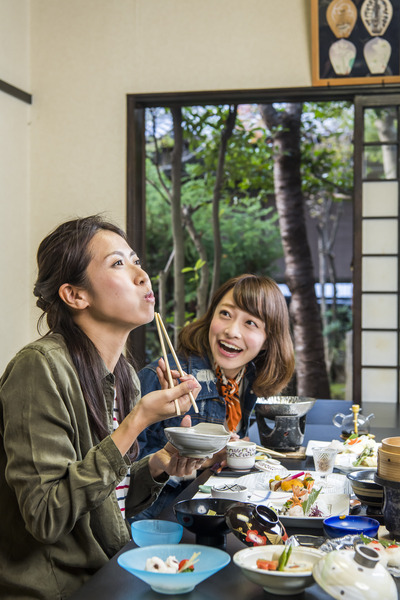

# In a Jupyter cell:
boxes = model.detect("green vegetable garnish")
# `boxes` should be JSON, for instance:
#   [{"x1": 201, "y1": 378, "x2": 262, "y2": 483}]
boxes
[
  {"x1": 360, "y1": 533, "x2": 398, "y2": 548},
  {"x1": 353, "y1": 446, "x2": 374, "y2": 466},
  {"x1": 277, "y1": 542, "x2": 293, "y2": 571}
]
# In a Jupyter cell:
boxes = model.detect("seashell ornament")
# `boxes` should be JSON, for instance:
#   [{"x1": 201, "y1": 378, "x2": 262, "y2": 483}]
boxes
[
  {"x1": 326, "y1": 0, "x2": 358, "y2": 38},
  {"x1": 363, "y1": 36, "x2": 392, "y2": 73},
  {"x1": 329, "y1": 38, "x2": 357, "y2": 75},
  {"x1": 360, "y1": 0, "x2": 393, "y2": 37}
]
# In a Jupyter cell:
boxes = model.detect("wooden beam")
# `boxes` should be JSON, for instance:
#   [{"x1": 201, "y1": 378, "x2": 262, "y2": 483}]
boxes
[{"x1": 0, "y1": 79, "x2": 32, "y2": 104}]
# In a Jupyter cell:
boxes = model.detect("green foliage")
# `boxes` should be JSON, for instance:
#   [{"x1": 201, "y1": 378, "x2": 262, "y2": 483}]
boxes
[
  {"x1": 145, "y1": 105, "x2": 283, "y2": 313},
  {"x1": 144, "y1": 102, "x2": 354, "y2": 387},
  {"x1": 301, "y1": 101, "x2": 354, "y2": 197}
]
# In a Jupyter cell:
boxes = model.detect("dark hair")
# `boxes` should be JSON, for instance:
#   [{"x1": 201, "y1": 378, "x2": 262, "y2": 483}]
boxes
[
  {"x1": 178, "y1": 274, "x2": 295, "y2": 397},
  {"x1": 34, "y1": 215, "x2": 138, "y2": 455}
]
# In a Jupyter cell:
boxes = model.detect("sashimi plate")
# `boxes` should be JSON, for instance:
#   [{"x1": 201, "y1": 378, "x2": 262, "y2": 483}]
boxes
[{"x1": 265, "y1": 492, "x2": 350, "y2": 529}]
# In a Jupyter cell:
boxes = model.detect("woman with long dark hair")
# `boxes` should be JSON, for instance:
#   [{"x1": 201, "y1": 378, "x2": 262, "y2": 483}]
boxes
[{"x1": 0, "y1": 215, "x2": 202, "y2": 599}]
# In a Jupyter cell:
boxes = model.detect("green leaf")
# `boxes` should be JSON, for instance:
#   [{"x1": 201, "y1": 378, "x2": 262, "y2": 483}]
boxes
[{"x1": 302, "y1": 487, "x2": 322, "y2": 516}]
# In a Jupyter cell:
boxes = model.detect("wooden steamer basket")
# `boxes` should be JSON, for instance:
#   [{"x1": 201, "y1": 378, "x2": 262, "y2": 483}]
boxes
[{"x1": 378, "y1": 437, "x2": 400, "y2": 482}]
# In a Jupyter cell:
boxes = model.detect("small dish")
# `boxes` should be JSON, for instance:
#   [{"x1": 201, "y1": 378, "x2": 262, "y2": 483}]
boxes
[
  {"x1": 130, "y1": 519, "x2": 183, "y2": 547},
  {"x1": 164, "y1": 423, "x2": 230, "y2": 458},
  {"x1": 211, "y1": 483, "x2": 249, "y2": 502},
  {"x1": 233, "y1": 544, "x2": 323, "y2": 595},
  {"x1": 323, "y1": 515, "x2": 380, "y2": 539},
  {"x1": 117, "y1": 543, "x2": 230, "y2": 595}
]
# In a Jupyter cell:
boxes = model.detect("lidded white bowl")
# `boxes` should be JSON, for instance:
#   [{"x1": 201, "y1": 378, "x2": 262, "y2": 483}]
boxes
[{"x1": 313, "y1": 544, "x2": 397, "y2": 600}]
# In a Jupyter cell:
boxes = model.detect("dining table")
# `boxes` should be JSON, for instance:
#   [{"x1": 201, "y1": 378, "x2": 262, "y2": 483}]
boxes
[{"x1": 70, "y1": 400, "x2": 400, "y2": 600}]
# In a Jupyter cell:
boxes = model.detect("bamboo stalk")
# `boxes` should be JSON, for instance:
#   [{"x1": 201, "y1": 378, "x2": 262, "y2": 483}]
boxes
[
  {"x1": 154, "y1": 312, "x2": 181, "y2": 416},
  {"x1": 155, "y1": 312, "x2": 199, "y2": 413}
]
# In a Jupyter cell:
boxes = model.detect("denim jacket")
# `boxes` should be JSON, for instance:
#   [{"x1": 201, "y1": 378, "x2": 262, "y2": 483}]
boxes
[{"x1": 137, "y1": 353, "x2": 258, "y2": 460}]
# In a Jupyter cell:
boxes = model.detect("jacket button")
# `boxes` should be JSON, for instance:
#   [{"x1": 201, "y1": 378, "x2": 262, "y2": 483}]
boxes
[{"x1": 119, "y1": 467, "x2": 128, "y2": 477}]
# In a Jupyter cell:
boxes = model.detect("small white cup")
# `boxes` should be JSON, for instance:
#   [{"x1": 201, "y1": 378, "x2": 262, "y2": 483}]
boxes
[
  {"x1": 211, "y1": 483, "x2": 249, "y2": 501},
  {"x1": 226, "y1": 440, "x2": 257, "y2": 470}
]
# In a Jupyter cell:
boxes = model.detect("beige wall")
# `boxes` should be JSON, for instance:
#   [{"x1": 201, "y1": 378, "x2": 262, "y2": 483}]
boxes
[
  {"x1": 0, "y1": 1, "x2": 31, "y2": 371},
  {"x1": 1, "y1": 0, "x2": 311, "y2": 370}
]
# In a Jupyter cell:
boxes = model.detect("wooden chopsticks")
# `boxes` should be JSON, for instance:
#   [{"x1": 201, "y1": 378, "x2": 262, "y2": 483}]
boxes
[
  {"x1": 155, "y1": 312, "x2": 199, "y2": 415},
  {"x1": 255, "y1": 444, "x2": 286, "y2": 458}
]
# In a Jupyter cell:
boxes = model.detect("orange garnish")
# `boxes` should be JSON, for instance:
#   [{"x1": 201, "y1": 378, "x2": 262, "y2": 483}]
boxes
[{"x1": 281, "y1": 479, "x2": 304, "y2": 492}]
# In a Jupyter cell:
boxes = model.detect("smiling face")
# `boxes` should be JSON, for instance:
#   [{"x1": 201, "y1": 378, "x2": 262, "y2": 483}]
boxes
[
  {"x1": 81, "y1": 229, "x2": 155, "y2": 333},
  {"x1": 208, "y1": 289, "x2": 267, "y2": 379}
]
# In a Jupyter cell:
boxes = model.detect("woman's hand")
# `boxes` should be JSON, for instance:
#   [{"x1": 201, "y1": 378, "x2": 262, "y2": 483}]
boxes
[
  {"x1": 138, "y1": 375, "x2": 200, "y2": 425},
  {"x1": 148, "y1": 444, "x2": 205, "y2": 480},
  {"x1": 156, "y1": 357, "x2": 181, "y2": 390},
  {"x1": 111, "y1": 377, "x2": 200, "y2": 457},
  {"x1": 155, "y1": 358, "x2": 197, "y2": 398}
]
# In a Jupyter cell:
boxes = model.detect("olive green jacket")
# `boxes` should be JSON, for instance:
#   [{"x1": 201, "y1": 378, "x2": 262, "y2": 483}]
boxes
[{"x1": 0, "y1": 334, "x2": 168, "y2": 599}]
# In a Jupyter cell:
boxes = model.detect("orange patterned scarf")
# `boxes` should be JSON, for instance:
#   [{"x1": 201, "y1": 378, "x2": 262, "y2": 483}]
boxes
[{"x1": 215, "y1": 364, "x2": 246, "y2": 433}]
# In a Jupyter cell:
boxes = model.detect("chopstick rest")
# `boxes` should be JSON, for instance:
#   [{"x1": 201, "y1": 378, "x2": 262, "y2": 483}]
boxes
[{"x1": 155, "y1": 312, "x2": 199, "y2": 414}]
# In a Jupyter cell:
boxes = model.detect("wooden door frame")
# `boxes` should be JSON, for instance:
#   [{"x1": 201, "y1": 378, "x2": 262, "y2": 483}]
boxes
[
  {"x1": 353, "y1": 94, "x2": 400, "y2": 406},
  {"x1": 126, "y1": 84, "x2": 400, "y2": 380}
]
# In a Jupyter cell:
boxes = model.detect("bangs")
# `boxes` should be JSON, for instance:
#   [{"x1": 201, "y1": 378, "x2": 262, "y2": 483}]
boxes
[{"x1": 232, "y1": 276, "x2": 266, "y2": 321}]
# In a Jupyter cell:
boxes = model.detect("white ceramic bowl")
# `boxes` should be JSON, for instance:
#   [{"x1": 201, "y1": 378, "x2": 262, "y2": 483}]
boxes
[
  {"x1": 233, "y1": 545, "x2": 324, "y2": 596},
  {"x1": 164, "y1": 423, "x2": 230, "y2": 458},
  {"x1": 117, "y1": 543, "x2": 230, "y2": 595},
  {"x1": 211, "y1": 483, "x2": 249, "y2": 501}
]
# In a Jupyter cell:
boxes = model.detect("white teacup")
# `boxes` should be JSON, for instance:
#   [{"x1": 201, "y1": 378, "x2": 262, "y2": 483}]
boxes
[{"x1": 226, "y1": 440, "x2": 257, "y2": 470}]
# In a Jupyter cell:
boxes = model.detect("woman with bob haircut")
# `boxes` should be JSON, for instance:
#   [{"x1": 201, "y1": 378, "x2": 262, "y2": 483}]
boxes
[{"x1": 134, "y1": 273, "x2": 295, "y2": 519}]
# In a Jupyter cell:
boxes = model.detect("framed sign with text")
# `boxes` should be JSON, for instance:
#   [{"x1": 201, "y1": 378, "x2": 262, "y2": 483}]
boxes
[{"x1": 311, "y1": 0, "x2": 400, "y2": 86}]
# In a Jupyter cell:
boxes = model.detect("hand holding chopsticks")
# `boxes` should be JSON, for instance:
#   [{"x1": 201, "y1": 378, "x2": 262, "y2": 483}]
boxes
[{"x1": 155, "y1": 312, "x2": 199, "y2": 415}]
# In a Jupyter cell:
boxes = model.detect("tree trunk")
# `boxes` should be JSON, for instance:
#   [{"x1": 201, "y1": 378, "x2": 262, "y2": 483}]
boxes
[
  {"x1": 209, "y1": 105, "x2": 237, "y2": 301},
  {"x1": 158, "y1": 250, "x2": 174, "y2": 322},
  {"x1": 259, "y1": 103, "x2": 331, "y2": 398},
  {"x1": 171, "y1": 107, "x2": 185, "y2": 345},
  {"x1": 182, "y1": 205, "x2": 210, "y2": 317}
]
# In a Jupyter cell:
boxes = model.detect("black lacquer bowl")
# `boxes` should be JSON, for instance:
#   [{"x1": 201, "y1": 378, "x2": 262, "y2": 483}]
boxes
[{"x1": 173, "y1": 498, "x2": 235, "y2": 549}]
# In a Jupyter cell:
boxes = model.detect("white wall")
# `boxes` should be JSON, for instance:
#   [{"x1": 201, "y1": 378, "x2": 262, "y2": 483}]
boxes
[
  {"x1": 0, "y1": 1, "x2": 31, "y2": 371},
  {"x1": 1, "y1": 0, "x2": 311, "y2": 370}
]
